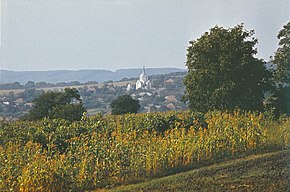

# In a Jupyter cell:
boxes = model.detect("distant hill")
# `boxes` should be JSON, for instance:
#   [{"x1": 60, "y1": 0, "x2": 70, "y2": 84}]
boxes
[{"x1": 0, "y1": 68, "x2": 187, "y2": 84}]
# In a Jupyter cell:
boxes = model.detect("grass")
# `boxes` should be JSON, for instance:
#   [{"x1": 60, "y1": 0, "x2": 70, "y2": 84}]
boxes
[
  {"x1": 0, "y1": 89, "x2": 25, "y2": 95},
  {"x1": 87, "y1": 108, "x2": 110, "y2": 115},
  {"x1": 94, "y1": 150, "x2": 289, "y2": 192}
]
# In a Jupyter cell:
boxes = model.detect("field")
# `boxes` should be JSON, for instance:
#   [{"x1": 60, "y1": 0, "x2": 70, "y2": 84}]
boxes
[
  {"x1": 0, "y1": 88, "x2": 25, "y2": 95},
  {"x1": 0, "y1": 80, "x2": 135, "y2": 96},
  {"x1": 0, "y1": 110, "x2": 289, "y2": 191},
  {"x1": 112, "y1": 150, "x2": 289, "y2": 192}
]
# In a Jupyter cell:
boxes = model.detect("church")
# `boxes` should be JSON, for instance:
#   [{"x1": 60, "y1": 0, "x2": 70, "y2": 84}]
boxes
[{"x1": 135, "y1": 66, "x2": 151, "y2": 90}]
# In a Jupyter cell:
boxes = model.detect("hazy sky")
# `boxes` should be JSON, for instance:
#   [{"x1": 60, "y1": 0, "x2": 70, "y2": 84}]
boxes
[{"x1": 0, "y1": 0, "x2": 289, "y2": 71}]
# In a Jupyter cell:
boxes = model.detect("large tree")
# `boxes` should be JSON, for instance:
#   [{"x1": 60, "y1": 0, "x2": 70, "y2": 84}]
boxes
[
  {"x1": 271, "y1": 22, "x2": 290, "y2": 115},
  {"x1": 184, "y1": 24, "x2": 271, "y2": 112},
  {"x1": 25, "y1": 88, "x2": 86, "y2": 121},
  {"x1": 110, "y1": 95, "x2": 140, "y2": 115}
]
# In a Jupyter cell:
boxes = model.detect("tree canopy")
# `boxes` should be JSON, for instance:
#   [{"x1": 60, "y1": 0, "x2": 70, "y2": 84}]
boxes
[
  {"x1": 110, "y1": 95, "x2": 140, "y2": 115},
  {"x1": 270, "y1": 22, "x2": 290, "y2": 115},
  {"x1": 25, "y1": 88, "x2": 86, "y2": 121},
  {"x1": 272, "y1": 22, "x2": 290, "y2": 86},
  {"x1": 184, "y1": 24, "x2": 271, "y2": 113}
]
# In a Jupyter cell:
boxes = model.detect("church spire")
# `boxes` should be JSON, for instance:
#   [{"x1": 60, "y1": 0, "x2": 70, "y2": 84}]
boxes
[{"x1": 136, "y1": 65, "x2": 151, "y2": 90}]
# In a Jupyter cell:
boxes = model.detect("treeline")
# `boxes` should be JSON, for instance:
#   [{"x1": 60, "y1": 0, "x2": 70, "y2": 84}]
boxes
[
  {"x1": 0, "y1": 80, "x2": 98, "y2": 90},
  {"x1": 184, "y1": 23, "x2": 290, "y2": 116}
]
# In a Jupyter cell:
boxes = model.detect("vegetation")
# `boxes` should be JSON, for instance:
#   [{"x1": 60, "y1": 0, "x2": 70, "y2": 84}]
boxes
[
  {"x1": 0, "y1": 23, "x2": 289, "y2": 192},
  {"x1": 0, "y1": 80, "x2": 83, "y2": 90},
  {"x1": 270, "y1": 21, "x2": 290, "y2": 115},
  {"x1": 0, "y1": 110, "x2": 289, "y2": 191},
  {"x1": 272, "y1": 22, "x2": 290, "y2": 87},
  {"x1": 24, "y1": 88, "x2": 86, "y2": 122},
  {"x1": 112, "y1": 151, "x2": 289, "y2": 192},
  {"x1": 184, "y1": 24, "x2": 271, "y2": 113},
  {"x1": 110, "y1": 95, "x2": 141, "y2": 115},
  {"x1": 0, "y1": 72, "x2": 186, "y2": 119}
]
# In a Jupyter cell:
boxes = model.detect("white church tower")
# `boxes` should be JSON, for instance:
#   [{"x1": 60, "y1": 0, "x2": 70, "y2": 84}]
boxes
[{"x1": 136, "y1": 66, "x2": 151, "y2": 90}]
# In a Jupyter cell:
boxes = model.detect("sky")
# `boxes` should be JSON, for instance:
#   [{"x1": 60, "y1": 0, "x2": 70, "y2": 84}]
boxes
[{"x1": 0, "y1": 0, "x2": 289, "y2": 71}]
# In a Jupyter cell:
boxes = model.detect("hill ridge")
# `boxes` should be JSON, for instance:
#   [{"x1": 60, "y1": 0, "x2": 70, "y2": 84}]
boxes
[{"x1": 0, "y1": 68, "x2": 187, "y2": 84}]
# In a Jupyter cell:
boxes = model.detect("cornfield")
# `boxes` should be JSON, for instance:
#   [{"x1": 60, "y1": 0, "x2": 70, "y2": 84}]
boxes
[{"x1": 0, "y1": 111, "x2": 289, "y2": 191}]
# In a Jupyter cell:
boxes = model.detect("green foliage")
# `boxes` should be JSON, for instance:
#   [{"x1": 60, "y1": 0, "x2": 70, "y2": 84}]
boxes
[
  {"x1": 25, "y1": 88, "x2": 86, "y2": 122},
  {"x1": 110, "y1": 94, "x2": 140, "y2": 115},
  {"x1": 270, "y1": 22, "x2": 290, "y2": 115},
  {"x1": 184, "y1": 24, "x2": 271, "y2": 113},
  {"x1": 113, "y1": 151, "x2": 289, "y2": 192},
  {"x1": 0, "y1": 111, "x2": 289, "y2": 191},
  {"x1": 265, "y1": 86, "x2": 290, "y2": 117},
  {"x1": 272, "y1": 22, "x2": 290, "y2": 86}
]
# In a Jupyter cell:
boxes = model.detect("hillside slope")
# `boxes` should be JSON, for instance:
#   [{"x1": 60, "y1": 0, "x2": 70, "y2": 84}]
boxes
[
  {"x1": 0, "y1": 68, "x2": 186, "y2": 84},
  {"x1": 110, "y1": 151, "x2": 289, "y2": 192}
]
